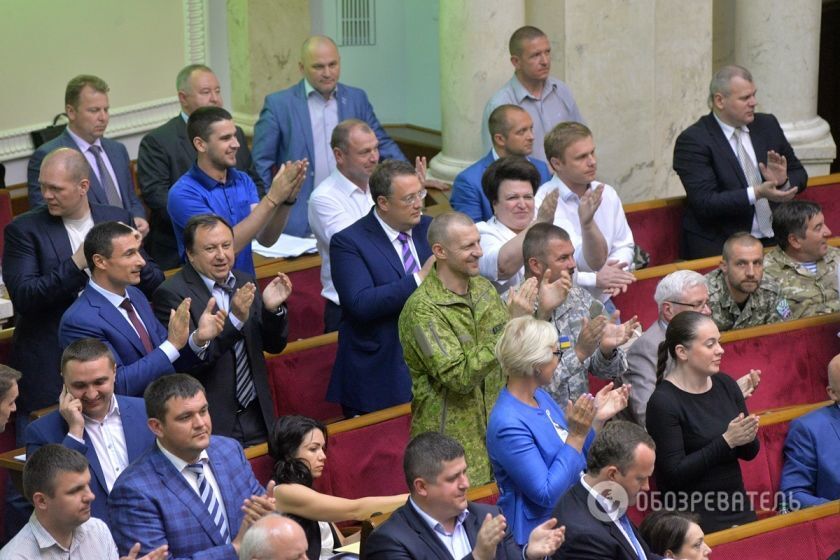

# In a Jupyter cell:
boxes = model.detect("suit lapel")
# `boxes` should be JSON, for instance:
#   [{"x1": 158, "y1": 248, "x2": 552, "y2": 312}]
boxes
[
  {"x1": 151, "y1": 447, "x2": 227, "y2": 546},
  {"x1": 78, "y1": 427, "x2": 108, "y2": 493},
  {"x1": 85, "y1": 286, "x2": 148, "y2": 355},
  {"x1": 62, "y1": 131, "x2": 108, "y2": 204},
  {"x1": 576, "y1": 485, "x2": 640, "y2": 560},
  {"x1": 703, "y1": 114, "x2": 748, "y2": 189},
  {"x1": 174, "y1": 116, "x2": 197, "y2": 163},
  {"x1": 827, "y1": 405, "x2": 840, "y2": 442},
  {"x1": 402, "y1": 503, "x2": 458, "y2": 560},
  {"x1": 205, "y1": 442, "x2": 241, "y2": 534},
  {"x1": 293, "y1": 82, "x2": 315, "y2": 163},
  {"x1": 42, "y1": 211, "x2": 74, "y2": 260},
  {"x1": 362, "y1": 210, "x2": 407, "y2": 276},
  {"x1": 118, "y1": 397, "x2": 149, "y2": 460}
]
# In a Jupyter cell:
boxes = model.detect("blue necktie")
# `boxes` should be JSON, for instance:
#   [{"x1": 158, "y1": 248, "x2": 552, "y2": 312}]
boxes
[
  {"x1": 619, "y1": 514, "x2": 644, "y2": 560},
  {"x1": 186, "y1": 461, "x2": 231, "y2": 544}
]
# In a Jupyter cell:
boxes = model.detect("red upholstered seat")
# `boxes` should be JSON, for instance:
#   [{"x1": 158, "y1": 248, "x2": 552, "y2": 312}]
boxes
[
  {"x1": 314, "y1": 412, "x2": 411, "y2": 499},
  {"x1": 0, "y1": 190, "x2": 13, "y2": 260},
  {"x1": 624, "y1": 201, "x2": 684, "y2": 267},
  {"x1": 258, "y1": 266, "x2": 325, "y2": 340},
  {"x1": 710, "y1": 518, "x2": 824, "y2": 560},
  {"x1": 799, "y1": 182, "x2": 840, "y2": 232},
  {"x1": 265, "y1": 341, "x2": 343, "y2": 423},
  {"x1": 249, "y1": 453, "x2": 275, "y2": 488}
]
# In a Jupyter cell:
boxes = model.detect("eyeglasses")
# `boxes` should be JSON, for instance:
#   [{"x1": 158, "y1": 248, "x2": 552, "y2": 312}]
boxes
[
  {"x1": 666, "y1": 300, "x2": 710, "y2": 311},
  {"x1": 552, "y1": 350, "x2": 563, "y2": 357},
  {"x1": 392, "y1": 189, "x2": 427, "y2": 206}
]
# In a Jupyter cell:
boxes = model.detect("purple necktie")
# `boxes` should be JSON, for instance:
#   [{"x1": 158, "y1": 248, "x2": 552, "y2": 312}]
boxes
[
  {"x1": 397, "y1": 232, "x2": 419, "y2": 274},
  {"x1": 119, "y1": 298, "x2": 153, "y2": 353}
]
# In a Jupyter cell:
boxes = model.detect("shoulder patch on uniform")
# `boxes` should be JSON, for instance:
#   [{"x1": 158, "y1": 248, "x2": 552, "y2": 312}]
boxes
[
  {"x1": 776, "y1": 298, "x2": 792, "y2": 319},
  {"x1": 558, "y1": 335, "x2": 572, "y2": 350}
]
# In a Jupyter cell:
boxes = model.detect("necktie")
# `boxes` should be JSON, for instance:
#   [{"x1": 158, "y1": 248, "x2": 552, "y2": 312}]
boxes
[
  {"x1": 186, "y1": 462, "x2": 231, "y2": 544},
  {"x1": 397, "y1": 232, "x2": 419, "y2": 274},
  {"x1": 88, "y1": 145, "x2": 124, "y2": 208},
  {"x1": 119, "y1": 298, "x2": 153, "y2": 354},
  {"x1": 215, "y1": 282, "x2": 256, "y2": 408},
  {"x1": 732, "y1": 129, "x2": 774, "y2": 238},
  {"x1": 619, "y1": 514, "x2": 645, "y2": 560}
]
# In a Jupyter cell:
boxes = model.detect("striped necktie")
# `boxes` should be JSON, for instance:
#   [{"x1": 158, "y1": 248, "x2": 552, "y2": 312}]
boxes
[
  {"x1": 186, "y1": 461, "x2": 230, "y2": 544},
  {"x1": 397, "y1": 232, "x2": 419, "y2": 274},
  {"x1": 215, "y1": 280, "x2": 256, "y2": 408},
  {"x1": 732, "y1": 129, "x2": 774, "y2": 238},
  {"x1": 88, "y1": 144, "x2": 124, "y2": 208}
]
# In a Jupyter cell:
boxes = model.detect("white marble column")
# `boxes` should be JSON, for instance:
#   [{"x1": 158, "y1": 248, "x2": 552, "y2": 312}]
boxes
[
  {"x1": 734, "y1": 0, "x2": 835, "y2": 175},
  {"x1": 430, "y1": 0, "x2": 524, "y2": 182}
]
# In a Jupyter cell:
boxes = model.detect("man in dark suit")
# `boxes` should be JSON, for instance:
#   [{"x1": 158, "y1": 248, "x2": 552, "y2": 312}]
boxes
[
  {"x1": 252, "y1": 35, "x2": 406, "y2": 237},
  {"x1": 327, "y1": 160, "x2": 433, "y2": 416},
  {"x1": 137, "y1": 64, "x2": 263, "y2": 270},
  {"x1": 365, "y1": 432, "x2": 564, "y2": 559},
  {"x1": 450, "y1": 105, "x2": 552, "y2": 223},
  {"x1": 3, "y1": 148, "x2": 163, "y2": 441},
  {"x1": 24, "y1": 339, "x2": 154, "y2": 526},
  {"x1": 550, "y1": 421, "x2": 662, "y2": 560},
  {"x1": 153, "y1": 214, "x2": 290, "y2": 445},
  {"x1": 27, "y1": 74, "x2": 149, "y2": 235},
  {"x1": 59, "y1": 221, "x2": 225, "y2": 397},
  {"x1": 673, "y1": 64, "x2": 807, "y2": 259},
  {"x1": 109, "y1": 374, "x2": 273, "y2": 558}
]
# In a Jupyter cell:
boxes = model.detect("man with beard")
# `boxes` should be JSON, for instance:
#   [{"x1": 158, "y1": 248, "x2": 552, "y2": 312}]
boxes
[{"x1": 705, "y1": 232, "x2": 790, "y2": 330}]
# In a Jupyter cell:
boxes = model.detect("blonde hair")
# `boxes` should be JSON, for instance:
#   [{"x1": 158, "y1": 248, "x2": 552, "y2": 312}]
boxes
[{"x1": 495, "y1": 316, "x2": 557, "y2": 378}]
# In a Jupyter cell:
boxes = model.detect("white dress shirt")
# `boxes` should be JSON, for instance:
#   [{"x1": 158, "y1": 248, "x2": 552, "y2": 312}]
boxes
[
  {"x1": 535, "y1": 176, "x2": 635, "y2": 295},
  {"x1": 477, "y1": 216, "x2": 523, "y2": 295},
  {"x1": 308, "y1": 169, "x2": 374, "y2": 304},
  {"x1": 67, "y1": 396, "x2": 129, "y2": 491},
  {"x1": 713, "y1": 114, "x2": 765, "y2": 238},
  {"x1": 372, "y1": 210, "x2": 422, "y2": 286}
]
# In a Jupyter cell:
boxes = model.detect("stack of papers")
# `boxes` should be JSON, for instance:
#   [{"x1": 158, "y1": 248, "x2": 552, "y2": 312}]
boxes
[{"x1": 252, "y1": 235, "x2": 318, "y2": 258}]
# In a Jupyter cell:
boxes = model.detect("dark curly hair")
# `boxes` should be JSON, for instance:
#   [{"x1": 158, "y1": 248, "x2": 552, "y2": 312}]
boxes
[{"x1": 268, "y1": 415, "x2": 328, "y2": 488}]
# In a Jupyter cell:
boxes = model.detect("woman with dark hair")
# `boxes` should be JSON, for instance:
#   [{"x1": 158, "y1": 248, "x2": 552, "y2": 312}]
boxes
[
  {"x1": 269, "y1": 415, "x2": 407, "y2": 559},
  {"x1": 646, "y1": 311, "x2": 760, "y2": 533},
  {"x1": 639, "y1": 510, "x2": 711, "y2": 559}
]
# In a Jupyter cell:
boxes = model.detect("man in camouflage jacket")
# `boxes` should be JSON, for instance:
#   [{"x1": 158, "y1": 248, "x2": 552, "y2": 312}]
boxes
[
  {"x1": 523, "y1": 223, "x2": 637, "y2": 406},
  {"x1": 399, "y1": 213, "x2": 515, "y2": 486},
  {"x1": 764, "y1": 201, "x2": 840, "y2": 320},
  {"x1": 705, "y1": 232, "x2": 790, "y2": 330}
]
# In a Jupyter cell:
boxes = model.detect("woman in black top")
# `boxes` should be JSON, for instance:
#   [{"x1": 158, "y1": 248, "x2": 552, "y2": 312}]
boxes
[{"x1": 646, "y1": 311, "x2": 760, "y2": 532}]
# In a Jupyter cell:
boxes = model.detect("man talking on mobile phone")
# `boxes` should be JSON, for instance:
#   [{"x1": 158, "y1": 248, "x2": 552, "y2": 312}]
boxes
[{"x1": 24, "y1": 338, "x2": 155, "y2": 527}]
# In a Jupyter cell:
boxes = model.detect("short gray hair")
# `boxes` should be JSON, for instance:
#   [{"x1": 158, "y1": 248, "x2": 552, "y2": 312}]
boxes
[
  {"x1": 653, "y1": 270, "x2": 706, "y2": 310},
  {"x1": 495, "y1": 316, "x2": 556, "y2": 379},
  {"x1": 708, "y1": 64, "x2": 753, "y2": 109},
  {"x1": 238, "y1": 513, "x2": 304, "y2": 560}
]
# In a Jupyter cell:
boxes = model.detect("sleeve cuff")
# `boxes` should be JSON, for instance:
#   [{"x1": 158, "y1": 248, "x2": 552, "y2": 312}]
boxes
[
  {"x1": 747, "y1": 186, "x2": 757, "y2": 205},
  {"x1": 160, "y1": 340, "x2": 181, "y2": 362},
  {"x1": 575, "y1": 271, "x2": 596, "y2": 288}
]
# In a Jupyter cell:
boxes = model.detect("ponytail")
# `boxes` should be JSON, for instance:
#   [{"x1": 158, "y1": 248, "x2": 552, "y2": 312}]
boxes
[{"x1": 655, "y1": 340, "x2": 670, "y2": 384}]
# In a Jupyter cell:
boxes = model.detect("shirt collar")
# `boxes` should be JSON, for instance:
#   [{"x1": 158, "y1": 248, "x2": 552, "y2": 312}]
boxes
[
  {"x1": 491, "y1": 147, "x2": 500, "y2": 161},
  {"x1": 30, "y1": 513, "x2": 65, "y2": 551},
  {"x1": 331, "y1": 167, "x2": 369, "y2": 196},
  {"x1": 373, "y1": 208, "x2": 407, "y2": 242},
  {"x1": 509, "y1": 75, "x2": 555, "y2": 102},
  {"x1": 186, "y1": 162, "x2": 236, "y2": 191},
  {"x1": 66, "y1": 127, "x2": 102, "y2": 153},
  {"x1": 579, "y1": 475, "x2": 623, "y2": 521},
  {"x1": 157, "y1": 439, "x2": 210, "y2": 472},
  {"x1": 83, "y1": 395, "x2": 120, "y2": 424},
  {"x1": 89, "y1": 278, "x2": 128, "y2": 304},
  {"x1": 408, "y1": 497, "x2": 469, "y2": 534},
  {"x1": 180, "y1": 111, "x2": 190, "y2": 123},
  {"x1": 303, "y1": 79, "x2": 337, "y2": 100},
  {"x1": 196, "y1": 269, "x2": 235, "y2": 295},
  {"x1": 546, "y1": 174, "x2": 587, "y2": 203},
  {"x1": 713, "y1": 113, "x2": 750, "y2": 139}
]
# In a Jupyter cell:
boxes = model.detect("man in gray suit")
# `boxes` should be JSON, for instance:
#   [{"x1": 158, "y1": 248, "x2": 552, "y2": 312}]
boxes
[{"x1": 27, "y1": 75, "x2": 149, "y2": 235}]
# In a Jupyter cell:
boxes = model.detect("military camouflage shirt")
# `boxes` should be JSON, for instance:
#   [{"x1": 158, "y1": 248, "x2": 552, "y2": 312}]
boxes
[
  {"x1": 398, "y1": 266, "x2": 509, "y2": 486},
  {"x1": 763, "y1": 246, "x2": 840, "y2": 320},
  {"x1": 704, "y1": 268, "x2": 790, "y2": 331},
  {"x1": 544, "y1": 285, "x2": 627, "y2": 405}
]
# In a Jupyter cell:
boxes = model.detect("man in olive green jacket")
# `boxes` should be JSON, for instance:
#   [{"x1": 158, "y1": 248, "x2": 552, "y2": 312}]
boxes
[{"x1": 399, "y1": 212, "x2": 529, "y2": 485}]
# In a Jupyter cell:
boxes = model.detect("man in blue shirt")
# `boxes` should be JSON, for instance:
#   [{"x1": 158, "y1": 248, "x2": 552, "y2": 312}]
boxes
[{"x1": 168, "y1": 106, "x2": 306, "y2": 275}]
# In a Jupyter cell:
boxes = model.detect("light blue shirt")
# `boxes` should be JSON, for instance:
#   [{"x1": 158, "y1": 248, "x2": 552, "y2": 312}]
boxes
[
  {"x1": 409, "y1": 497, "x2": 472, "y2": 559},
  {"x1": 304, "y1": 80, "x2": 339, "y2": 190}
]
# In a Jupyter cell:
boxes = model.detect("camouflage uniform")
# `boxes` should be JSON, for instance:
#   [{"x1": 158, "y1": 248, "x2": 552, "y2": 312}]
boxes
[
  {"x1": 544, "y1": 285, "x2": 627, "y2": 406},
  {"x1": 705, "y1": 268, "x2": 791, "y2": 331},
  {"x1": 763, "y1": 246, "x2": 840, "y2": 320},
  {"x1": 398, "y1": 266, "x2": 509, "y2": 485}
]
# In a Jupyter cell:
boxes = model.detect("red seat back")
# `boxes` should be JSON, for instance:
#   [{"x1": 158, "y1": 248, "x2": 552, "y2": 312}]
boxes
[
  {"x1": 799, "y1": 182, "x2": 840, "y2": 233},
  {"x1": 315, "y1": 413, "x2": 411, "y2": 499},
  {"x1": 258, "y1": 266, "x2": 325, "y2": 340},
  {"x1": 249, "y1": 453, "x2": 275, "y2": 488},
  {"x1": 624, "y1": 202, "x2": 684, "y2": 267},
  {"x1": 265, "y1": 342, "x2": 343, "y2": 423}
]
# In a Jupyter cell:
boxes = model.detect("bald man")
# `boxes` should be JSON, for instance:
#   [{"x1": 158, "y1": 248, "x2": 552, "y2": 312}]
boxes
[
  {"x1": 252, "y1": 35, "x2": 406, "y2": 237},
  {"x1": 238, "y1": 514, "x2": 307, "y2": 560},
  {"x1": 3, "y1": 148, "x2": 163, "y2": 441},
  {"x1": 780, "y1": 354, "x2": 840, "y2": 508}
]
